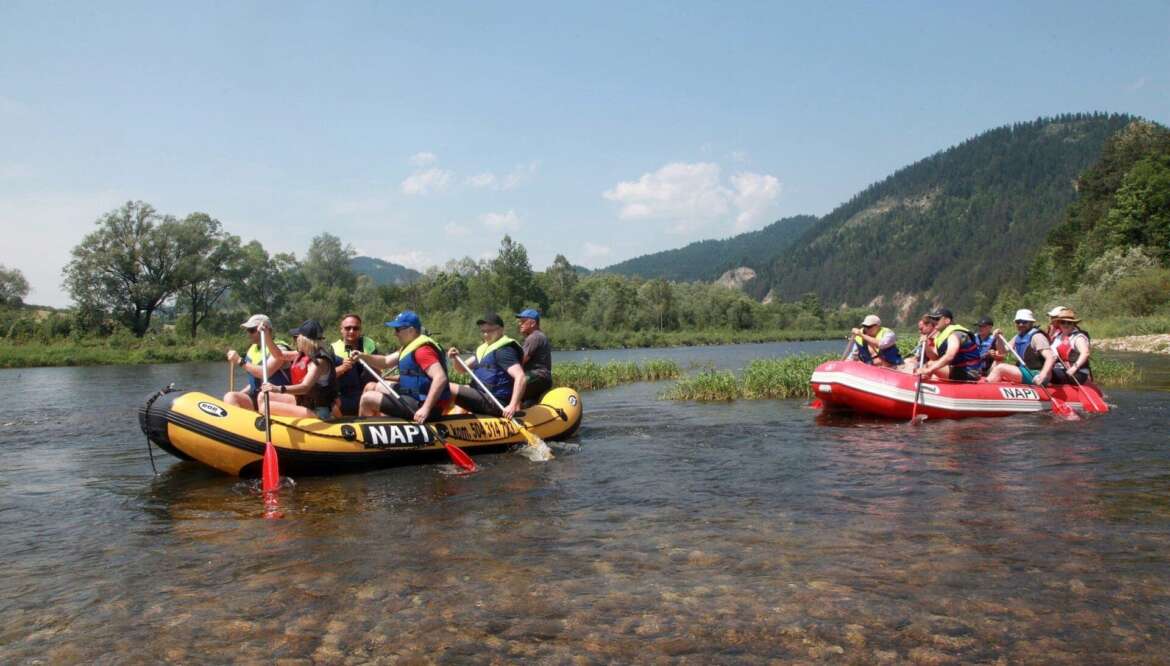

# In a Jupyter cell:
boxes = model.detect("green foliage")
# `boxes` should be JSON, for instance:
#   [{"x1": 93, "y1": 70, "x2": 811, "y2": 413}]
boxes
[
  {"x1": 663, "y1": 354, "x2": 836, "y2": 401},
  {"x1": 1091, "y1": 355, "x2": 1142, "y2": 387},
  {"x1": 0, "y1": 265, "x2": 30, "y2": 306}
]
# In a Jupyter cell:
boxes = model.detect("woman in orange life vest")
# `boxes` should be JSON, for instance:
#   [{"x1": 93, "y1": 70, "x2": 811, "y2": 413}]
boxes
[
  {"x1": 1048, "y1": 307, "x2": 1093, "y2": 385},
  {"x1": 257, "y1": 319, "x2": 339, "y2": 420},
  {"x1": 915, "y1": 308, "x2": 983, "y2": 382}
]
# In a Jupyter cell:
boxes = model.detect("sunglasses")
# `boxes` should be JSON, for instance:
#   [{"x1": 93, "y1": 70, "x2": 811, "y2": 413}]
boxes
[
  {"x1": 1014, "y1": 320, "x2": 1032, "y2": 325},
  {"x1": 342, "y1": 326, "x2": 361, "y2": 331},
  {"x1": 245, "y1": 327, "x2": 258, "y2": 333}
]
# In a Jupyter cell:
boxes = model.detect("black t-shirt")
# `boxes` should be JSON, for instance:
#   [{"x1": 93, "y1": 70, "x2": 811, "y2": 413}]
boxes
[
  {"x1": 492, "y1": 344, "x2": 522, "y2": 369},
  {"x1": 521, "y1": 330, "x2": 552, "y2": 379}
]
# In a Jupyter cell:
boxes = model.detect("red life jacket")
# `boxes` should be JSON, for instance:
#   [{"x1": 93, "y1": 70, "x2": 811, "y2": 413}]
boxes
[{"x1": 290, "y1": 353, "x2": 311, "y2": 385}]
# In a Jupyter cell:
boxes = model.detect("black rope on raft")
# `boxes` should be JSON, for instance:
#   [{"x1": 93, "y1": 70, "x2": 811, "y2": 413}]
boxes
[
  {"x1": 141, "y1": 384, "x2": 173, "y2": 475},
  {"x1": 268, "y1": 412, "x2": 565, "y2": 444}
]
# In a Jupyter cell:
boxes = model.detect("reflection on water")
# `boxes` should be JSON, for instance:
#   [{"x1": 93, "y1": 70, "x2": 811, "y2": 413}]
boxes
[{"x1": 1, "y1": 350, "x2": 1169, "y2": 662}]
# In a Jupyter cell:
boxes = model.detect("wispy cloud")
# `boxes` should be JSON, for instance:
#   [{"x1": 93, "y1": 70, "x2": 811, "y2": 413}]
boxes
[
  {"x1": 1125, "y1": 76, "x2": 1149, "y2": 93},
  {"x1": 401, "y1": 167, "x2": 454, "y2": 196},
  {"x1": 465, "y1": 161, "x2": 540, "y2": 191},
  {"x1": 382, "y1": 250, "x2": 432, "y2": 270},
  {"x1": 480, "y1": 209, "x2": 521, "y2": 231},
  {"x1": 410, "y1": 151, "x2": 438, "y2": 167},
  {"x1": 467, "y1": 172, "x2": 497, "y2": 189},
  {"x1": 443, "y1": 221, "x2": 470, "y2": 238},
  {"x1": 584, "y1": 242, "x2": 611, "y2": 259},
  {"x1": 603, "y1": 161, "x2": 780, "y2": 234}
]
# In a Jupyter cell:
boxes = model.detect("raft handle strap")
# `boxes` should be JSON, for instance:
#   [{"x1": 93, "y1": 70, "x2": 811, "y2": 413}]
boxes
[{"x1": 142, "y1": 383, "x2": 174, "y2": 475}]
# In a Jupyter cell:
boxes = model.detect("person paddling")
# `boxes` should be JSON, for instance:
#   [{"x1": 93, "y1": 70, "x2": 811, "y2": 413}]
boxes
[
  {"x1": 987, "y1": 309, "x2": 1056, "y2": 386},
  {"x1": 446, "y1": 312, "x2": 527, "y2": 419},
  {"x1": 1049, "y1": 307, "x2": 1093, "y2": 385},
  {"x1": 848, "y1": 314, "x2": 903, "y2": 368},
  {"x1": 972, "y1": 316, "x2": 1005, "y2": 377},
  {"x1": 353, "y1": 310, "x2": 452, "y2": 423},
  {"x1": 915, "y1": 308, "x2": 982, "y2": 382},
  {"x1": 258, "y1": 320, "x2": 339, "y2": 420},
  {"x1": 223, "y1": 314, "x2": 292, "y2": 410},
  {"x1": 331, "y1": 314, "x2": 379, "y2": 417}
]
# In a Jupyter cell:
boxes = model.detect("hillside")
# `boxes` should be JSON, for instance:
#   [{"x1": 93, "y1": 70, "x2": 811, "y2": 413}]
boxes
[
  {"x1": 350, "y1": 256, "x2": 422, "y2": 285},
  {"x1": 756, "y1": 113, "x2": 1137, "y2": 318},
  {"x1": 602, "y1": 214, "x2": 818, "y2": 282}
]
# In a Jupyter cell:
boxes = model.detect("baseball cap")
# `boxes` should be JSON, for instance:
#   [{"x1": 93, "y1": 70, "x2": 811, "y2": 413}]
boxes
[
  {"x1": 476, "y1": 312, "x2": 505, "y2": 327},
  {"x1": 926, "y1": 307, "x2": 954, "y2": 320},
  {"x1": 384, "y1": 310, "x2": 422, "y2": 330},
  {"x1": 976, "y1": 316, "x2": 994, "y2": 327},
  {"x1": 241, "y1": 314, "x2": 271, "y2": 330},
  {"x1": 289, "y1": 319, "x2": 324, "y2": 340},
  {"x1": 515, "y1": 308, "x2": 541, "y2": 321},
  {"x1": 860, "y1": 314, "x2": 881, "y2": 327},
  {"x1": 1013, "y1": 309, "x2": 1036, "y2": 323}
]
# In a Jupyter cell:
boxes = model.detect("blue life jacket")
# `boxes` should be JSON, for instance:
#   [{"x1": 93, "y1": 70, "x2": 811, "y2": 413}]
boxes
[
  {"x1": 1013, "y1": 328, "x2": 1046, "y2": 370},
  {"x1": 854, "y1": 327, "x2": 904, "y2": 366},
  {"x1": 473, "y1": 336, "x2": 524, "y2": 402},
  {"x1": 973, "y1": 332, "x2": 995, "y2": 371},
  {"x1": 332, "y1": 337, "x2": 377, "y2": 401},
  {"x1": 934, "y1": 324, "x2": 982, "y2": 369},
  {"x1": 245, "y1": 341, "x2": 291, "y2": 395},
  {"x1": 396, "y1": 335, "x2": 450, "y2": 402}
]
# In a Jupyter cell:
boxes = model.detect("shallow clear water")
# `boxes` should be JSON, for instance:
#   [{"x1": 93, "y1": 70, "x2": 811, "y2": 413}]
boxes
[{"x1": 1, "y1": 344, "x2": 1168, "y2": 663}]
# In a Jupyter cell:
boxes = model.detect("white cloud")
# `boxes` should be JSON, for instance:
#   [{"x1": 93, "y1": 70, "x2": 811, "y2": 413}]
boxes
[
  {"x1": 603, "y1": 162, "x2": 781, "y2": 234},
  {"x1": 1125, "y1": 77, "x2": 1149, "y2": 93},
  {"x1": 382, "y1": 250, "x2": 432, "y2": 271},
  {"x1": 730, "y1": 172, "x2": 781, "y2": 232},
  {"x1": 443, "y1": 221, "x2": 470, "y2": 238},
  {"x1": 501, "y1": 160, "x2": 540, "y2": 190},
  {"x1": 400, "y1": 167, "x2": 454, "y2": 196},
  {"x1": 729, "y1": 150, "x2": 749, "y2": 164},
  {"x1": 480, "y1": 210, "x2": 521, "y2": 231},
  {"x1": 584, "y1": 242, "x2": 611, "y2": 259},
  {"x1": 467, "y1": 172, "x2": 497, "y2": 189},
  {"x1": 410, "y1": 151, "x2": 438, "y2": 167}
]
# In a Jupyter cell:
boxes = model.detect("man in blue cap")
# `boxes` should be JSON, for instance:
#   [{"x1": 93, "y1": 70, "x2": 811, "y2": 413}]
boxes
[
  {"x1": 352, "y1": 310, "x2": 452, "y2": 423},
  {"x1": 515, "y1": 308, "x2": 553, "y2": 402}
]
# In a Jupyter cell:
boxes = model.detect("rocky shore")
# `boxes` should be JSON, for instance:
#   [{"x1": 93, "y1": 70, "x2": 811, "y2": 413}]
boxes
[{"x1": 1095, "y1": 334, "x2": 1170, "y2": 354}]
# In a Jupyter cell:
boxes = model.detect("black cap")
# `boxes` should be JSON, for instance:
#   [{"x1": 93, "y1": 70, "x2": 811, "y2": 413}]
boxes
[
  {"x1": 289, "y1": 319, "x2": 324, "y2": 340},
  {"x1": 476, "y1": 312, "x2": 505, "y2": 327},
  {"x1": 976, "y1": 316, "x2": 994, "y2": 327},
  {"x1": 927, "y1": 307, "x2": 954, "y2": 320}
]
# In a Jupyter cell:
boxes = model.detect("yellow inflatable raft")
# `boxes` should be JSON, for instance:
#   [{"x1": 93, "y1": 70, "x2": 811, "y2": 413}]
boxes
[{"x1": 138, "y1": 386, "x2": 582, "y2": 476}]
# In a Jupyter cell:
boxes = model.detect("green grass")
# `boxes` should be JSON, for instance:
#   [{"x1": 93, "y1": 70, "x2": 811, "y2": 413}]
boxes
[
  {"x1": 1082, "y1": 315, "x2": 1170, "y2": 339},
  {"x1": 447, "y1": 359, "x2": 681, "y2": 392},
  {"x1": 1090, "y1": 355, "x2": 1141, "y2": 386},
  {"x1": 0, "y1": 335, "x2": 234, "y2": 368},
  {"x1": 664, "y1": 353, "x2": 836, "y2": 401}
]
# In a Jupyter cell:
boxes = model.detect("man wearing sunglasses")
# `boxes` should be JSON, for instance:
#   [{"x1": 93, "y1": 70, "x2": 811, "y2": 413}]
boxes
[
  {"x1": 330, "y1": 313, "x2": 380, "y2": 417},
  {"x1": 223, "y1": 313, "x2": 293, "y2": 410}
]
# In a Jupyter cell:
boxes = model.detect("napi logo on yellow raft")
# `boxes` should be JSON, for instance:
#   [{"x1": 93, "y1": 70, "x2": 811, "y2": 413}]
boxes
[{"x1": 197, "y1": 401, "x2": 229, "y2": 418}]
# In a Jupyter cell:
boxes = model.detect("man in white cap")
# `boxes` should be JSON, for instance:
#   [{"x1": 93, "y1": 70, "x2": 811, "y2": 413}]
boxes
[
  {"x1": 987, "y1": 308, "x2": 1057, "y2": 386},
  {"x1": 848, "y1": 314, "x2": 903, "y2": 367},
  {"x1": 223, "y1": 314, "x2": 293, "y2": 410}
]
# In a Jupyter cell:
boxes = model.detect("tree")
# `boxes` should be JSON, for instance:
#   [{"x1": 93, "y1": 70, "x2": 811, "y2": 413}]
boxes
[
  {"x1": 62, "y1": 201, "x2": 189, "y2": 336},
  {"x1": 0, "y1": 264, "x2": 30, "y2": 306},
  {"x1": 541, "y1": 254, "x2": 580, "y2": 318},
  {"x1": 638, "y1": 278, "x2": 675, "y2": 330},
  {"x1": 489, "y1": 236, "x2": 541, "y2": 312},
  {"x1": 303, "y1": 233, "x2": 358, "y2": 292},
  {"x1": 231, "y1": 241, "x2": 303, "y2": 318},
  {"x1": 173, "y1": 213, "x2": 241, "y2": 337}
]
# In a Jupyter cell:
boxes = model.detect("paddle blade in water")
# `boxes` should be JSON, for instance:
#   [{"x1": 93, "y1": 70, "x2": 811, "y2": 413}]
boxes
[
  {"x1": 810, "y1": 398, "x2": 823, "y2": 409},
  {"x1": 518, "y1": 427, "x2": 554, "y2": 461},
  {"x1": 1049, "y1": 397, "x2": 1080, "y2": 421},
  {"x1": 262, "y1": 441, "x2": 280, "y2": 493},
  {"x1": 445, "y1": 443, "x2": 477, "y2": 472}
]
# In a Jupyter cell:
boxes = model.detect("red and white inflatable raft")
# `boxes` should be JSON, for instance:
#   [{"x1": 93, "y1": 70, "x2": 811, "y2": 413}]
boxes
[{"x1": 810, "y1": 360, "x2": 1108, "y2": 420}]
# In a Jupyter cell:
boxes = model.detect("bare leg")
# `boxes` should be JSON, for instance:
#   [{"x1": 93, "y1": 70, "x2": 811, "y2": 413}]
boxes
[
  {"x1": 223, "y1": 390, "x2": 256, "y2": 410},
  {"x1": 359, "y1": 391, "x2": 383, "y2": 417},
  {"x1": 987, "y1": 364, "x2": 1023, "y2": 383}
]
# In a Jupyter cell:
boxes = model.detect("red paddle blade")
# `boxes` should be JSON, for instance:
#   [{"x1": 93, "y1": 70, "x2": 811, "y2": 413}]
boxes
[
  {"x1": 809, "y1": 398, "x2": 823, "y2": 409},
  {"x1": 445, "y1": 443, "x2": 477, "y2": 472},
  {"x1": 1049, "y1": 397, "x2": 1080, "y2": 421},
  {"x1": 262, "y1": 441, "x2": 281, "y2": 493}
]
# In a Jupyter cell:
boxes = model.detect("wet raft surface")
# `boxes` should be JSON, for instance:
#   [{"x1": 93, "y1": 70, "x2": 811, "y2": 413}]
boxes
[{"x1": 2, "y1": 353, "x2": 1170, "y2": 662}]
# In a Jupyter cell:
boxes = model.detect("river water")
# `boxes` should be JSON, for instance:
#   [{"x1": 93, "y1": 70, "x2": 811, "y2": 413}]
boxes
[{"x1": 1, "y1": 342, "x2": 1168, "y2": 663}]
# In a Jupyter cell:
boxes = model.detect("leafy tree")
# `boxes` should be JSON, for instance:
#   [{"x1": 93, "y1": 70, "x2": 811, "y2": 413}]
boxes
[
  {"x1": 0, "y1": 264, "x2": 30, "y2": 306},
  {"x1": 231, "y1": 241, "x2": 303, "y2": 319},
  {"x1": 541, "y1": 254, "x2": 581, "y2": 319},
  {"x1": 173, "y1": 213, "x2": 241, "y2": 338},
  {"x1": 638, "y1": 278, "x2": 675, "y2": 330},
  {"x1": 303, "y1": 233, "x2": 358, "y2": 292},
  {"x1": 62, "y1": 201, "x2": 189, "y2": 336},
  {"x1": 489, "y1": 235, "x2": 542, "y2": 312}
]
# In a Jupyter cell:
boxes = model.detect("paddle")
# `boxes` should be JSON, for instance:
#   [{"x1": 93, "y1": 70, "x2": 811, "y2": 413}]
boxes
[
  {"x1": 998, "y1": 334, "x2": 1077, "y2": 420},
  {"x1": 1054, "y1": 358, "x2": 1107, "y2": 414},
  {"x1": 453, "y1": 355, "x2": 551, "y2": 455},
  {"x1": 228, "y1": 359, "x2": 235, "y2": 393},
  {"x1": 258, "y1": 329, "x2": 282, "y2": 508},
  {"x1": 841, "y1": 336, "x2": 855, "y2": 360},
  {"x1": 355, "y1": 357, "x2": 477, "y2": 472},
  {"x1": 910, "y1": 342, "x2": 927, "y2": 424}
]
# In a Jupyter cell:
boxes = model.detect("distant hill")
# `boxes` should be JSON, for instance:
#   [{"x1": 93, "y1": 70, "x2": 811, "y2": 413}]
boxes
[
  {"x1": 602, "y1": 214, "x2": 818, "y2": 282},
  {"x1": 350, "y1": 256, "x2": 422, "y2": 285},
  {"x1": 757, "y1": 112, "x2": 1138, "y2": 318}
]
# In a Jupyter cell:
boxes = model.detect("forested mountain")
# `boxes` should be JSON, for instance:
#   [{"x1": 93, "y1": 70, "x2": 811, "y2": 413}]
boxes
[
  {"x1": 349, "y1": 256, "x2": 422, "y2": 285},
  {"x1": 759, "y1": 113, "x2": 1137, "y2": 318},
  {"x1": 602, "y1": 215, "x2": 818, "y2": 282}
]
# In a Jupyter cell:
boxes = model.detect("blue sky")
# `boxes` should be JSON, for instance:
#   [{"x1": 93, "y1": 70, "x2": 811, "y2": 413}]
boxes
[{"x1": 1, "y1": 1, "x2": 1167, "y2": 306}]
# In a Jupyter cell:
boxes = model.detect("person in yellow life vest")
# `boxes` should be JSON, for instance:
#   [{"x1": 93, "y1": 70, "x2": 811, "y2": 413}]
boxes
[
  {"x1": 446, "y1": 312, "x2": 527, "y2": 419},
  {"x1": 223, "y1": 313, "x2": 292, "y2": 410},
  {"x1": 848, "y1": 314, "x2": 903, "y2": 367},
  {"x1": 915, "y1": 307, "x2": 982, "y2": 382},
  {"x1": 331, "y1": 313, "x2": 379, "y2": 417},
  {"x1": 352, "y1": 310, "x2": 451, "y2": 423}
]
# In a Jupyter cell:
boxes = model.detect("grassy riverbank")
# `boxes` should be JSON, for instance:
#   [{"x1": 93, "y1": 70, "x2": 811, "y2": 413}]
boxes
[
  {"x1": 448, "y1": 359, "x2": 681, "y2": 393},
  {"x1": 664, "y1": 353, "x2": 1142, "y2": 401},
  {"x1": 0, "y1": 329, "x2": 839, "y2": 369}
]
